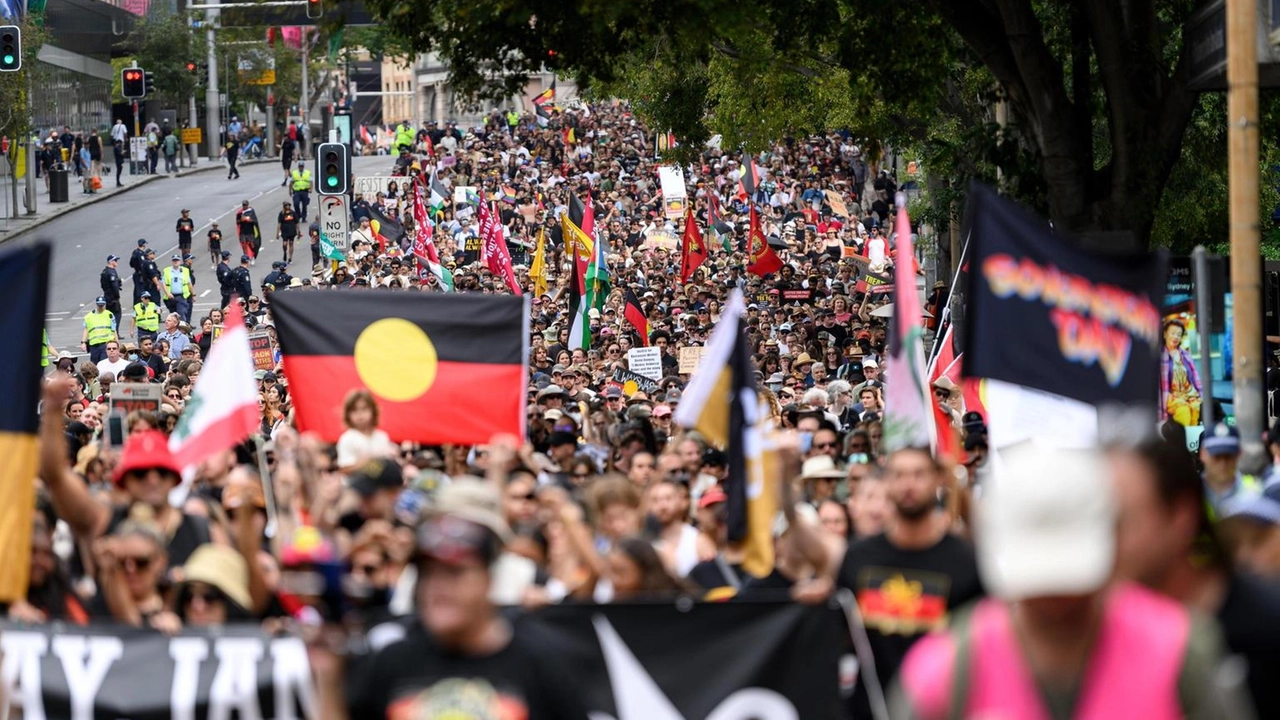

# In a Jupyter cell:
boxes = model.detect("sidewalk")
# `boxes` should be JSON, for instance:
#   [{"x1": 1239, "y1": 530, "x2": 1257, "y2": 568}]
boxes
[{"x1": 0, "y1": 157, "x2": 266, "y2": 244}]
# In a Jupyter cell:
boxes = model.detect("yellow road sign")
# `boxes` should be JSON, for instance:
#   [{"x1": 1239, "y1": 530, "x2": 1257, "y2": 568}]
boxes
[{"x1": 180, "y1": 128, "x2": 203, "y2": 144}]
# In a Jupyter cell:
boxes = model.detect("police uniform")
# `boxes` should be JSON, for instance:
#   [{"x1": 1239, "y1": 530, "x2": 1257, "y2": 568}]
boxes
[
  {"x1": 217, "y1": 254, "x2": 234, "y2": 308},
  {"x1": 133, "y1": 296, "x2": 161, "y2": 341},
  {"x1": 232, "y1": 260, "x2": 253, "y2": 301},
  {"x1": 100, "y1": 257, "x2": 123, "y2": 326},
  {"x1": 291, "y1": 166, "x2": 312, "y2": 222},
  {"x1": 83, "y1": 304, "x2": 116, "y2": 363},
  {"x1": 129, "y1": 242, "x2": 150, "y2": 304}
]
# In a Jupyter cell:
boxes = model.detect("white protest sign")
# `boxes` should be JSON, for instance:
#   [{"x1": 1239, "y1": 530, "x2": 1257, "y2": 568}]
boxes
[{"x1": 628, "y1": 347, "x2": 663, "y2": 381}]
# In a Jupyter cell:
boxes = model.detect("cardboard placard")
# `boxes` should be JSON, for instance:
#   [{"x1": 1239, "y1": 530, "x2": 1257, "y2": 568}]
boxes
[
  {"x1": 248, "y1": 332, "x2": 275, "y2": 372},
  {"x1": 611, "y1": 367, "x2": 659, "y2": 396},
  {"x1": 627, "y1": 347, "x2": 663, "y2": 380},
  {"x1": 109, "y1": 383, "x2": 164, "y2": 416},
  {"x1": 678, "y1": 346, "x2": 706, "y2": 374},
  {"x1": 780, "y1": 288, "x2": 814, "y2": 304}
]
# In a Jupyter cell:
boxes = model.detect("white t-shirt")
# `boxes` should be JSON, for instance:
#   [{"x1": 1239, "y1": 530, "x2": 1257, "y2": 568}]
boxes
[
  {"x1": 336, "y1": 427, "x2": 396, "y2": 468},
  {"x1": 96, "y1": 357, "x2": 130, "y2": 379}
]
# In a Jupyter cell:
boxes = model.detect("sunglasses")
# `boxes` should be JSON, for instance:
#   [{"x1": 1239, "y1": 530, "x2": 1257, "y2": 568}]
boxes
[
  {"x1": 508, "y1": 491, "x2": 537, "y2": 501},
  {"x1": 813, "y1": 441, "x2": 839, "y2": 450},
  {"x1": 121, "y1": 555, "x2": 153, "y2": 572},
  {"x1": 182, "y1": 587, "x2": 226, "y2": 606},
  {"x1": 354, "y1": 564, "x2": 381, "y2": 576}
]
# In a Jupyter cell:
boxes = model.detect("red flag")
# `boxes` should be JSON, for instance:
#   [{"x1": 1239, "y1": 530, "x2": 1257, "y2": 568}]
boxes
[
  {"x1": 746, "y1": 207, "x2": 782, "y2": 277},
  {"x1": 680, "y1": 208, "x2": 708, "y2": 282},
  {"x1": 738, "y1": 160, "x2": 761, "y2": 202},
  {"x1": 928, "y1": 324, "x2": 962, "y2": 464},
  {"x1": 411, "y1": 179, "x2": 440, "y2": 280},
  {"x1": 478, "y1": 198, "x2": 521, "y2": 295}
]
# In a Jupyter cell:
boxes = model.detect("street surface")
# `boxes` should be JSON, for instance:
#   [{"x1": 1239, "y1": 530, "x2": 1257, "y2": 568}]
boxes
[{"x1": 36, "y1": 155, "x2": 387, "y2": 350}]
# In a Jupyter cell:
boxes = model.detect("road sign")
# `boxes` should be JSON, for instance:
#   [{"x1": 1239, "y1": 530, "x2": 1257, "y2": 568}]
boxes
[
  {"x1": 180, "y1": 127, "x2": 203, "y2": 145},
  {"x1": 319, "y1": 194, "x2": 349, "y2": 251}
]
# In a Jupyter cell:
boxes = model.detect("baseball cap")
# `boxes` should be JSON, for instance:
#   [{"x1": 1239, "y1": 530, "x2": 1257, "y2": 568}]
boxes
[
  {"x1": 95, "y1": 296, "x2": 105, "y2": 304},
  {"x1": 348, "y1": 458, "x2": 404, "y2": 498},
  {"x1": 1221, "y1": 483, "x2": 1280, "y2": 525},
  {"x1": 976, "y1": 442, "x2": 1114, "y2": 601},
  {"x1": 1202, "y1": 422, "x2": 1241, "y2": 456},
  {"x1": 698, "y1": 486, "x2": 728, "y2": 508},
  {"x1": 652, "y1": 404, "x2": 673, "y2": 418},
  {"x1": 171, "y1": 254, "x2": 181, "y2": 261},
  {"x1": 862, "y1": 358, "x2": 879, "y2": 368},
  {"x1": 241, "y1": 254, "x2": 252, "y2": 263},
  {"x1": 137, "y1": 238, "x2": 147, "y2": 246},
  {"x1": 106, "y1": 254, "x2": 119, "y2": 262},
  {"x1": 221, "y1": 250, "x2": 231, "y2": 259},
  {"x1": 140, "y1": 291, "x2": 151, "y2": 299}
]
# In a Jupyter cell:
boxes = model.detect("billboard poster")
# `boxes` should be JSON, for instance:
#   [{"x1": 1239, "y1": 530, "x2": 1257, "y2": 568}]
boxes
[{"x1": 1160, "y1": 256, "x2": 1234, "y2": 448}]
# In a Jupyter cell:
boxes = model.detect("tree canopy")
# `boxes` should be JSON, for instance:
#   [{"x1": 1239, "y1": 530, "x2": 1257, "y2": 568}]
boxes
[{"x1": 364, "y1": 0, "x2": 1280, "y2": 251}]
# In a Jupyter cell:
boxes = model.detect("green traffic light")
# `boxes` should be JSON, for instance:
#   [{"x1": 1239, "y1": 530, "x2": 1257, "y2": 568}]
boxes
[
  {"x1": 2, "y1": 55, "x2": 12, "y2": 64},
  {"x1": 326, "y1": 176, "x2": 337, "y2": 187}
]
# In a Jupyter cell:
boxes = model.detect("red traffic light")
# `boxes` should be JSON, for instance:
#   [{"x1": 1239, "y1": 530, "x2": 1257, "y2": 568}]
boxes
[
  {"x1": 123, "y1": 69, "x2": 141, "y2": 80},
  {"x1": 186, "y1": 62, "x2": 196, "y2": 72}
]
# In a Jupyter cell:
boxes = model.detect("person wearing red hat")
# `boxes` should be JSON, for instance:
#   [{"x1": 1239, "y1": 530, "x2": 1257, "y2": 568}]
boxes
[{"x1": 40, "y1": 377, "x2": 212, "y2": 569}]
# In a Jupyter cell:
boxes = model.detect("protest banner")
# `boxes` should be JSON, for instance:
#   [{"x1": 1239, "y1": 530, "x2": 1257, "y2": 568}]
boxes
[
  {"x1": 352, "y1": 176, "x2": 399, "y2": 202},
  {"x1": 0, "y1": 623, "x2": 317, "y2": 720},
  {"x1": 108, "y1": 383, "x2": 164, "y2": 416},
  {"x1": 963, "y1": 184, "x2": 1166, "y2": 406},
  {"x1": 627, "y1": 346, "x2": 663, "y2": 380},
  {"x1": 3, "y1": 604, "x2": 843, "y2": 720},
  {"x1": 780, "y1": 288, "x2": 814, "y2": 304},
  {"x1": 678, "y1": 345, "x2": 706, "y2": 374},
  {"x1": 248, "y1": 332, "x2": 275, "y2": 372},
  {"x1": 611, "y1": 367, "x2": 659, "y2": 396}
]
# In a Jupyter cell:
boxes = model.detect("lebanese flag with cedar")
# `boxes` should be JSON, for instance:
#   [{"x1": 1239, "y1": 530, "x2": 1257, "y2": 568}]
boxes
[{"x1": 168, "y1": 303, "x2": 260, "y2": 470}]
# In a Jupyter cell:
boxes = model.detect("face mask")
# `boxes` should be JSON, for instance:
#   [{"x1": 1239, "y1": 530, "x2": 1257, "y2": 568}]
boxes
[{"x1": 128, "y1": 353, "x2": 139, "y2": 361}]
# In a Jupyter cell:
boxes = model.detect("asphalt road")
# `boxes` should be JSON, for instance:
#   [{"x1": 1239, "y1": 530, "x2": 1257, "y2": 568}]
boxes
[{"x1": 39, "y1": 155, "x2": 387, "y2": 350}]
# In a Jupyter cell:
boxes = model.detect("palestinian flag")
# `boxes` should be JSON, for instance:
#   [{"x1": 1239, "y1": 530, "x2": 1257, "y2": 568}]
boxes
[
  {"x1": 271, "y1": 292, "x2": 528, "y2": 444},
  {"x1": 673, "y1": 289, "x2": 778, "y2": 579},
  {"x1": 412, "y1": 179, "x2": 454, "y2": 291},
  {"x1": 0, "y1": 243, "x2": 49, "y2": 603},
  {"x1": 882, "y1": 193, "x2": 933, "y2": 452},
  {"x1": 535, "y1": 104, "x2": 551, "y2": 128},
  {"x1": 532, "y1": 79, "x2": 555, "y2": 107},
  {"x1": 429, "y1": 170, "x2": 450, "y2": 212},
  {"x1": 566, "y1": 241, "x2": 591, "y2": 350},
  {"x1": 585, "y1": 224, "x2": 610, "y2": 311},
  {"x1": 746, "y1": 207, "x2": 783, "y2": 277},
  {"x1": 679, "y1": 207, "x2": 708, "y2": 282},
  {"x1": 623, "y1": 288, "x2": 650, "y2": 346}
]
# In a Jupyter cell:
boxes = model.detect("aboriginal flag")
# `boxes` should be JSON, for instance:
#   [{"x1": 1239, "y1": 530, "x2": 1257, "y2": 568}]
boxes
[
  {"x1": 271, "y1": 291, "x2": 528, "y2": 444},
  {"x1": 0, "y1": 242, "x2": 50, "y2": 603}
]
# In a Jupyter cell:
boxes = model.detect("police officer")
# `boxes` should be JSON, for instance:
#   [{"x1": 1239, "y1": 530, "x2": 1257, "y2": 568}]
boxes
[
  {"x1": 81, "y1": 296, "x2": 117, "y2": 363},
  {"x1": 129, "y1": 291, "x2": 161, "y2": 342},
  {"x1": 141, "y1": 248, "x2": 162, "y2": 301},
  {"x1": 207, "y1": 222, "x2": 224, "y2": 268},
  {"x1": 291, "y1": 160, "x2": 312, "y2": 222},
  {"x1": 162, "y1": 253, "x2": 194, "y2": 323},
  {"x1": 262, "y1": 260, "x2": 287, "y2": 290},
  {"x1": 394, "y1": 119, "x2": 414, "y2": 154},
  {"x1": 100, "y1": 254, "x2": 123, "y2": 326},
  {"x1": 232, "y1": 254, "x2": 254, "y2": 302},
  {"x1": 130, "y1": 238, "x2": 149, "y2": 304},
  {"x1": 216, "y1": 250, "x2": 234, "y2": 309}
]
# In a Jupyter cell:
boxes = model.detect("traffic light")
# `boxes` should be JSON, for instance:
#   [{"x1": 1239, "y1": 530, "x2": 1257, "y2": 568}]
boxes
[
  {"x1": 305, "y1": 0, "x2": 322, "y2": 19},
  {"x1": 186, "y1": 61, "x2": 197, "y2": 74},
  {"x1": 144, "y1": 71, "x2": 155, "y2": 96},
  {"x1": 0, "y1": 26, "x2": 20, "y2": 72},
  {"x1": 122, "y1": 67, "x2": 145, "y2": 99},
  {"x1": 317, "y1": 142, "x2": 349, "y2": 195}
]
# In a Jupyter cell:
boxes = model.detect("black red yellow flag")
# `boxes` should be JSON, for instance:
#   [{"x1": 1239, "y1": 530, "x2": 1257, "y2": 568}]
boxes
[
  {"x1": 0, "y1": 242, "x2": 50, "y2": 603},
  {"x1": 271, "y1": 291, "x2": 528, "y2": 444}
]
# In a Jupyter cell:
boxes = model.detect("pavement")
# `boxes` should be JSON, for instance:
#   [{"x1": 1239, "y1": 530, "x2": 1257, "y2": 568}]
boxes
[{"x1": 31, "y1": 154, "x2": 389, "y2": 352}]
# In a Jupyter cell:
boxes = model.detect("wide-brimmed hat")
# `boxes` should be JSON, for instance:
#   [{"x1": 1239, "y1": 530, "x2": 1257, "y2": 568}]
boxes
[
  {"x1": 799, "y1": 455, "x2": 845, "y2": 481},
  {"x1": 179, "y1": 544, "x2": 252, "y2": 611}
]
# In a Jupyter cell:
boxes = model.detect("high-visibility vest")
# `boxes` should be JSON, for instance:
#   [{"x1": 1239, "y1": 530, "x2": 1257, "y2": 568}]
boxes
[
  {"x1": 134, "y1": 302, "x2": 160, "y2": 332},
  {"x1": 395, "y1": 124, "x2": 414, "y2": 148},
  {"x1": 41, "y1": 329, "x2": 50, "y2": 367},
  {"x1": 85, "y1": 310, "x2": 116, "y2": 345},
  {"x1": 162, "y1": 265, "x2": 192, "y2": 299},
  {"x1": 291, "y1": 169, "x2": 312, "y2": 192}
]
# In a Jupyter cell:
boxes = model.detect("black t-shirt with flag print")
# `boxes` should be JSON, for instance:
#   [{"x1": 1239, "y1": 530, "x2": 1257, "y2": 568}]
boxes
[
  {"x1": 837, "y1": 531, "x2": 983, "y2": 718},
  {"x1": 347, "y1": 621, "x2": 588, "y2": 720}
]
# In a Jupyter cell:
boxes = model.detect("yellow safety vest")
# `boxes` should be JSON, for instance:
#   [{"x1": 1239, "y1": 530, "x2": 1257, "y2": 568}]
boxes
[
  {"x1": 41, "y1": 329, "x2": 50, "y2": 367},
  {"x1": 395, "y1": 124, "x2": 414, "y2": 148},
  {"x1": 84, "y1": 310, "x2": 116, "y2": 345},
  {"x1": 134, "y1": 302, "x2": 160, "y2": 332},
  {"x1": 1205, "y1": 473, "x2": 1262, "y2": 523},
  {"x1": 162, "y1": 265, "x2": 192, "y2": 299},
  {"x1": 291, "y1": 169, "x2": 312, "y2": 192}
]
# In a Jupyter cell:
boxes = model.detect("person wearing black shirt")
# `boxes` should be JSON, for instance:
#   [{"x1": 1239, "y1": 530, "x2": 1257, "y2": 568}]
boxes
[
  {"x1": 836, "y1": 446, "x2": 983, "y2": 718},
  {"x1": 176, "y1": 209, "x2": 196, "y2": 255},
  {"x1": 345, "y1": 482, "x2": 588, "y2": 720},
  {"x1": 1113, "y1": 438, "x2": 1280, "y2": 718},
  {"x1": 277, "y1": 201, "x2": 300, "y2": 263},
  {"x1": 207, "y1": 222, "x2": 224, "y2": 268}
]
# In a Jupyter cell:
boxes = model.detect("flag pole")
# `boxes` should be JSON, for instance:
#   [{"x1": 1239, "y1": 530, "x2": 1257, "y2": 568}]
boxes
[
  {"x1": 255, "y1": 439, "x2": 279, "y2": 539},
  {"x1": 926, "y1": 230, "x2": 969, "y2": 374}
]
